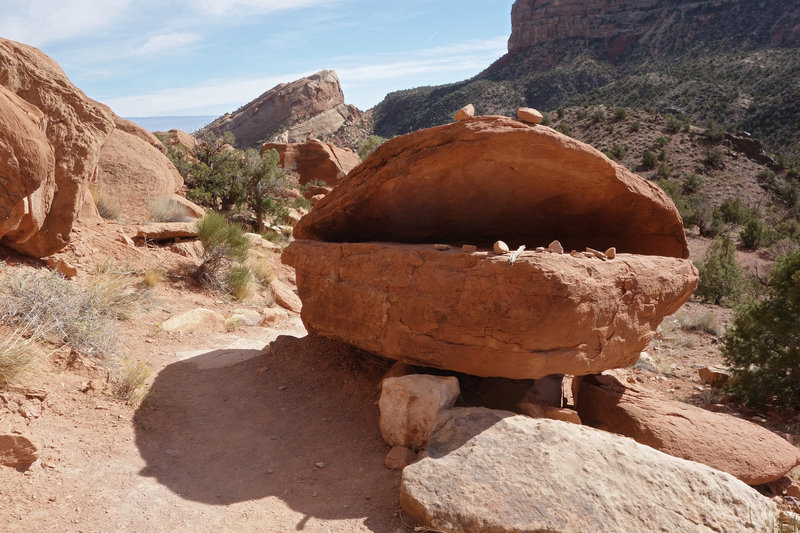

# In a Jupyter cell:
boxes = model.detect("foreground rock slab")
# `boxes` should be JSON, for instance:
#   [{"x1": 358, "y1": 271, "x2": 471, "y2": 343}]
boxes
[
  {"x1": 284, "y1": 241, "x2": 696, "y2": 378},
  {"x1": 0, "y1": 434, "x2": 39, "y2": 468},
  {"x1": 575, "y1": 374, "x2": 800, "y2": 485},
  {"x1": 401, "y1": 408, "x2": 778, "y2": 532}
]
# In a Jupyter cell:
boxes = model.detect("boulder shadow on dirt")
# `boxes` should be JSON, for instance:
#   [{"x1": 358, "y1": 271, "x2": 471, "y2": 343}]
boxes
[{"x1": 133, "y1": 334, "x2": 404, "y2": 530}]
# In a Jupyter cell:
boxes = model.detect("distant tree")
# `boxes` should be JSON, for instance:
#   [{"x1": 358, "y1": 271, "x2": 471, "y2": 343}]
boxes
[
  {"x1": 694, "y1": 235, "x2": 743, "y2": 306},
  {"x1": 641, "y1": 150, "x2": 658, "y2": 170},
  {"x1": 244, "y1": 148, "x2": 291, "y2": 230}
]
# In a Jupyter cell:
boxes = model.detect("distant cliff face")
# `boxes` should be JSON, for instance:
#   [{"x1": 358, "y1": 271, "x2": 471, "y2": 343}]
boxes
[
  {"x1": 507, "y1": 0, "x2": 800, "y2": 60},
  {"x1": 206, "y1": 70, "x2": 362, "y2": 149}
]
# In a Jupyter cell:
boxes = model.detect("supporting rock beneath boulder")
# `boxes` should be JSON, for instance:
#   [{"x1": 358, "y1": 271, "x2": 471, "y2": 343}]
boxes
[{"x1": 400, "y1": 408, "x2": 778, "y2": 532}]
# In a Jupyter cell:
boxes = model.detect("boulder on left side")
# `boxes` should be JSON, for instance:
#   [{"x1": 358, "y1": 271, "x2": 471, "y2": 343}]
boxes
[
  {"x1": 0, "y1": 87, "x2": 54, "y2": 247},
  {"x1": 0, "y1": 37, "x2": 115, "y2": 257},
  {"x1": 0, "y1": 434, "x2": 39, "y2": 468}
]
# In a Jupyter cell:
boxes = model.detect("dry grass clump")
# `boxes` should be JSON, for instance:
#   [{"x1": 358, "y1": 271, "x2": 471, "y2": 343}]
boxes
[
  {"x1": 0, "y1": 326, "x2": 42, "y2": 389},
  {"x1": 147, "y1": 197, "x2": 192, "y2": 222},
  {"x1": 142, "y1": 267, "x2": 167, "y2": 287},
  {"x1": 91, "y1": 187, "x2": 122, "y2": 221},
  {"x1": 227, "y1": 265, "x2": 255, "y2": 301},
  {"x1": 246, "y1": 255, "x2": 276, "y2": 286},
  {"x1": 115, "y1": 358, "x2": 151, "y2": 403},
  {"x1": 676, "y1": 310, "x2": 724, "y2": 337},
  {"x1": 0, "y1": 264, "x2": 151, "y2": 360}
]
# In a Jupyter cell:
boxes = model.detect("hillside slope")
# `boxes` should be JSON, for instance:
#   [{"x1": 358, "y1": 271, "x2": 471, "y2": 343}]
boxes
[{"x1": 373, "y1": 0, "x2": 800, "y2": 158}]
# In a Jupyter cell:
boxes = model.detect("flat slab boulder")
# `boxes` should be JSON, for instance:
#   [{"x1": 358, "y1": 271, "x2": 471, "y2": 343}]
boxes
[
  {"x1": 401, "y1": 408, "x2": 778, "y2": 532},
  {"x1": 283, "y1": 116, "x2": 697, "y2": 378},
  {"x1": 284, "y1": 242, "x2": 696, "y2": 378},
  {"x1": 576, "y1": 374, "x2": 800, "y2": 485}
]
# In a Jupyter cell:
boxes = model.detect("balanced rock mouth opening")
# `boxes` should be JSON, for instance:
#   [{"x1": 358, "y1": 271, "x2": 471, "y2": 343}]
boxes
[{"x1": 282, "y1": 115, "x2": 699, "y2": 379}]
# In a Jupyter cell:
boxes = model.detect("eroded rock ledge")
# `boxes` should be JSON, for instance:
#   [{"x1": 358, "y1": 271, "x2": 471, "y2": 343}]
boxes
[{"x1": 283, "y1": 241, "x2": 697, "y2": 378}]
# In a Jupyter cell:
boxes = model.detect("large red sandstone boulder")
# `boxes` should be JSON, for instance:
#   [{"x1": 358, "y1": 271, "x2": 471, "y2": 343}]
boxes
[
  {"x1": 0, "y1": 87, "x2": 55, "y2": 247},
  {"x1": 156, "y1": 129, "x2": 198, "y2": 153},
  {"x1": 283, "y1": 116, "x2": 697, "y2": 378},
  {"x1": 96, "y1": 129, "x2": 200, "y2": 222},
  {"x1": 576, "y1": 374, "x2": 800, "y2": 485},
  {"x1": 0, "y1": 37, "x2": 115, "y2": 256},
  {"x1": 260, "y1": 139, "x2": 360, "y2": 186}
]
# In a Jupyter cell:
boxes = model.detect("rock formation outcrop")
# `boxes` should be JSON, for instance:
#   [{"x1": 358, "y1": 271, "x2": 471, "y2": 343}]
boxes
[
  {"x1": 260, "y1": 139, "x2": 360, "y2": 186},
  {"x1": 283, "y1": 115, "x2": 698, "y2": 378},
  {"x1": 0, "y1": 37, "x2": 114, "y2": 256},
  {"x1": 205, "y1": 70, "x2": 362, "y2": 149},
  {"x1": 400, "y1": 408, "x2": 778, "y2": 532},
  {"x1": 0, "y1": 37, "x2": 202, "y2": 254},
  {"x1": 575, "y1": 374, "x2": 800, "y2": 485},
  {"x1": 508, "y1": 0, "x2": 800, "y2": 58}
]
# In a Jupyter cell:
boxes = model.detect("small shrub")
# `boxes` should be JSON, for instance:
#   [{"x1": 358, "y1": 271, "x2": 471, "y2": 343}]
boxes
[
  {"x1": 629, "y1": 120, "x2": 641, "y2": 133},
  {"x1": 357, "y1": 135, "x2": 386, "y2": 160},
  {"x1": 606, "y1": 143, "x2": 628, "y2": 161},
  {"x1": 676, "y1": 311, "x2": 724, "y2": 336},
  {"x1": 665, "y1": 115, "x2": 683, "y2": 134},
  {"x1": 641, "y1": 150, "x2": 658, "y2": 170},
  {"x1": 685, "y1": 200, "x2": 723, "y2": 236},
  {"x1": 557, "y1": 123, "x2": 572, "y2": 137},
  {"x1": 704, "y1": 121, "x2": 726, "y2": 141},
  {"x1": 655, "y1": 136, "x2": 671, "y2": 148},
  {"x1": 87, "y1": 262, "x2": 153, "y2": 320},
  {"x1": 227, "y1": 266, "x2": 255, "y2": 301},
  {"x1": 694, "y1": 235, "x2": 743, "y2": 306},
  {"x1": 91, "y1": 188, "x2": 122, "y2": 221},
  {"x1": 195, "y1": 213, "x2": 250, "y2": 294},
  {"x1": 682, "y1": 173, "x2": 703, "y2": 194},
  {"x1": 540, "y1": 113, "x2": 552, "y2": 126},
  {"x1": 739, "y1": 218, "x2": 766, "y2": 250},
  {"x1": 291, "y1": 197, "x2": 312, "y2": 211},
  {"x1": 704, "y1": 147, "x2": 725, "y2": 169},
  {"x1": 613, "y1": 107, "x2": 627, "y2": 121},
  {"x1": 260, "y1": 229, "x2": 288, "y2": 245},
  {"x1": 718, "y1": 197, "x2": 751, "y2": 225},
  {"x1": 656, "y1": 163, "x2": 671, "y2": 179},
  {"x1": 147, "y1": 198, "x2": 191, "y2": 222},
  {"x1": 591, "y1": 109, "x2": 606, "y2": 123},
  {"x1": 775, "y1": 219, "x2": 800, "y2": 241},
  {"x1": 722, "y1": 250, "x2": 800, "y2": 408},
  {"x1": 556, "y1": 107, "x2": 565, "y2": 119}
]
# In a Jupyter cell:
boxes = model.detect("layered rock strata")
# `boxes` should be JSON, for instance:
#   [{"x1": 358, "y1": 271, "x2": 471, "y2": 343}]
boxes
[
  {"x1": 206, "y1": 70, "x2": 362, "y2": 149},
  {"x1": 283, "y1": 116, "x2": 698, "y2": 378}
]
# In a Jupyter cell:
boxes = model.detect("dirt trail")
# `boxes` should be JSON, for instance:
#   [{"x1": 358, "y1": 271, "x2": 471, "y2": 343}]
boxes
[{"x1": 1, "y1": 311, "x2": 410, "y2": 532}]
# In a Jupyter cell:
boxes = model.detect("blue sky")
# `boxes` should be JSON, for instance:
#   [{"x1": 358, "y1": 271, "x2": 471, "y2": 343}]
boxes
[{"x1": 0, "y1": 0, "x2": 513, "y2": 117}]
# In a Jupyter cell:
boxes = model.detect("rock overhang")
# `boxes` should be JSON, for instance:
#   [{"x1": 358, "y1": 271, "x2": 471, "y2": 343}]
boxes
[
  {"x1": 294, "y1": 116, "x2": 689, "y2": 259},
  {"x1": 283, "y1": 115, "x2": 698, "y2": 378}
]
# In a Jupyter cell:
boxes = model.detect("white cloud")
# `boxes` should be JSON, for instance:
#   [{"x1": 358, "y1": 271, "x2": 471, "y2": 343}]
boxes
[
  {"x1": 0, "y1": 0, "x2": 131, "y2": 46},
  {"x1": 131, "y1": 32, "x2": 201, "y2": 56},
  {"x1": 102, "y1": 72, "x2": 313, "y2": 116},
  {"x1": 188, "y1": 0, "x2": 334, "y2": 16}
]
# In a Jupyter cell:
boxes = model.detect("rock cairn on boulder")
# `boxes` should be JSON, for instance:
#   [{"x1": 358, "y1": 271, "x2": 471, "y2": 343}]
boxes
[
  {"x1": 260, "y1": 139, "x2": 360, "y2": 187},
  {"x1": 283, "y1": 115, "x2": 697, "y2": 378}
]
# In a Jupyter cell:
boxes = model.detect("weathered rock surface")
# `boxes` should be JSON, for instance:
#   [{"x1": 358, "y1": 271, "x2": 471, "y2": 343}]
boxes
[
  {"x1": 385, "y1": 446, "x2": 417, "y2": 470},
  {"x1": 517, "y1": 107, "x2": 543, "y2": 124},
  {"x1": 0, "y1": 87, "x2": 54, "y2": 247},
  {"x1": 260, "y1": 139, "x2": 359, "y2": 187},
  {"x1": 293, "y1": 116, "x2": 689, "y2": 258},
  {"x1": 379, "y1": 375, "x2": 460, "y2": 451},
  {"x1": 400, "y1": 408, "x2": 778, "y2": 532},
  {"x1": 206, "y1": 70, "x2": 362, "y2": 149},
  {"x1": 284, "y1": 241, "x2": 696, "y2": 378},
  {"x1": 0, "y1": 434, "x2": 39, "y2": 468},
  {"x1": 127, "y1": 222, "x2": 198, "y2": 241},
  {"x1": 156, "y1": 129, "x2": 198, "y2": 153},
  {"x1": 96, "y1": 129, "x2": 188, "y2": 222},
  {"x1": 162, "y1": 308, "x2": 225, "y2": 333},
  {"x1": 576, "y1": 374, "x2": 800, "y2": 485},
  {"x1": 271, "y1": 279, "x2": 301, "y2": 313},
  {"x1": 454, "y1": 104, "x2": 475, "y2": 121},
  {"x1": 0, "y1": 37, "x2": 115, "y2": 256}
]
